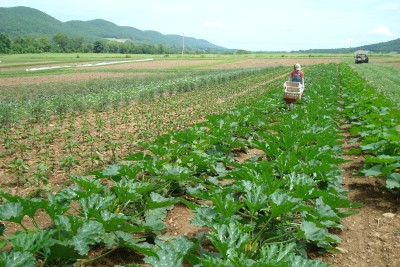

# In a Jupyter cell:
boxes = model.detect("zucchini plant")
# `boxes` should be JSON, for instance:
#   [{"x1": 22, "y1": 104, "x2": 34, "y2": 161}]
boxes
[{"x1": 339, "y1": 63, "x2": 400, "y2": 193}]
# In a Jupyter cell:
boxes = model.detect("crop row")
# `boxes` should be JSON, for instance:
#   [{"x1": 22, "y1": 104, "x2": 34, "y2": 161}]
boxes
[
  {"x1": 0, "y1": 67, "x2": 287, "y2": 197},
  {"x1": 350, "y1": 63, "x2": 400, "y2": 107},
  {"x1": 0, "y1": 63, "x2": 359, "y2": 266},
  {"x1": 0, "y1": 68, "x2": 280, "y2": 127},
  {"x1": 340, "y1": 63, "x2": 400, "y2": 193}
]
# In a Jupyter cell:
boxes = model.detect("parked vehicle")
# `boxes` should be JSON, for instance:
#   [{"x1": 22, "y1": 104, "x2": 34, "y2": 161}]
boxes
[{"x1": 355, "y1": 53, "x2": 369, "y2": 64}]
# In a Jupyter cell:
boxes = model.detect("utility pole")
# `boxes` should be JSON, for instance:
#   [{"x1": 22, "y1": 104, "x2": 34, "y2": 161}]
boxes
[{"x1": 182, "y1": 33, "x2": 185, "y2": 55}]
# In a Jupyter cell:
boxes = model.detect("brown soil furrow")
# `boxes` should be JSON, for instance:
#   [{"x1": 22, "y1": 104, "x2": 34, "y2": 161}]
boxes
[{"x1": 321, "y1": 126, "x2": 400, "y2": 267}]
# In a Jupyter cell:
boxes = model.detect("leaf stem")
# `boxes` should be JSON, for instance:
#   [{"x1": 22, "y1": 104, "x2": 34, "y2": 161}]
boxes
[
  {"x1": 30, "y1": 217, "x2": 40, "y2": 229},
  {"x1": 261, "y1": 229, "x2": 297, "y2": 245},
  {"x1": 119, "y1": 200, "x2": 132, "y2": 214},
  {"x1": 18, "y1": 223, "x2": 28, "y2": 231},
  {"x1": 236, "y1": 210, "x2": 252, "y2": 219},
  {"x1": 252, "y1": 216, "x2": 272, "y2": 245},
  {"x1": 74, "y1": 247, "x2": 118, "y2": 267},
  {"x1": 265, "y1": 236, "x2": 297, "y2": 245},
  {"x1": 40, "y1": 257, "x2": 48, "y2": 267}
]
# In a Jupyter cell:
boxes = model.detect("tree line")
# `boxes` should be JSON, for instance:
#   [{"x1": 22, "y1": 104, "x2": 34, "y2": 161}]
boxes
[{"x1": 0, "y1": 32, "x2": 182, "y2": 54}]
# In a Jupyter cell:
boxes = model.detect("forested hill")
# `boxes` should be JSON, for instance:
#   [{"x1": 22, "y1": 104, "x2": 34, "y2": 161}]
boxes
[
  {"x1": 355, "y1": 38, "x2": 400, "y2": 53},
  {"x1": 0, "y1": 6, "x2": 76, "y2": 36},
  {"x1": 294, "y1": 38, "x2": 400, "y2": 54},
  {"x1": 0, "y1": 6, "x2": 229, "y2": 52}
]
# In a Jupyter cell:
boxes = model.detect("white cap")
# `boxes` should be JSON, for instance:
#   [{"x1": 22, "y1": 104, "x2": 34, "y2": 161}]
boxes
[{"x1": 295, "y1": 63, "x2": 301, "y2": 70}]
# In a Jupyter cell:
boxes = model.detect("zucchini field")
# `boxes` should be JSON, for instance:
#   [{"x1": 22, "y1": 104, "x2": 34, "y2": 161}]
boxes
[{"x1": 0, "y1": 56, "x2": 399, "y2": 266}]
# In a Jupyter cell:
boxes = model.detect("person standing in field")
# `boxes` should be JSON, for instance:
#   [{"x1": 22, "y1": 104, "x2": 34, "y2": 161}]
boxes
[{"x1": 290, "y1": 63, "x2": 304, "y2": 85}]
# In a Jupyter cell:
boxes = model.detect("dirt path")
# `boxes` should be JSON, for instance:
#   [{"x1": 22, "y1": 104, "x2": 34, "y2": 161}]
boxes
[
  {"x1": 220, "y1": 72, "x2": 288, "y2": 101},
  {"x1": 0, "y1": 72, "x2": 152, "y2": 87},
  {"x1": 321, "y1": 124, "x2": 400, "y2": 267}
]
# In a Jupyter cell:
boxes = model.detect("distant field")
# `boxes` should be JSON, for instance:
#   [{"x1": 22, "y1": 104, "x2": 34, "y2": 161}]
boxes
[
  {"x1": 350, "y1": 58, "x2": 400, "y2": 107},
  {"x1": 0, "y1": 53, "x2": 347, "y2": 84}
]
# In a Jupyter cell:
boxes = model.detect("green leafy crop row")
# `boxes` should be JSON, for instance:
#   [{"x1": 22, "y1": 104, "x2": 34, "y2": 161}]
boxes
[
  {"x1": 350, "y1": 63, "x2": 400, "y2": 107},
  {"x1": 340, "y1": 63, "x2": 400, "y2": 193},
  {"x1": 1, "y1": 64, "x2": 359, "y2": 266}
]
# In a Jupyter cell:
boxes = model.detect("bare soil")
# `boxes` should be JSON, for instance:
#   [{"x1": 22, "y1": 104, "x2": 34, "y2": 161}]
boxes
[
  {"x1": 165, "y1": 204, "x2": 207, "y2": 238},
  {"x1": 200, "y1": 58, "x2": 342, "y2": 69},
  {"x1": 78, "y1": 59, "x2": 221, "y2": 70},
  {"x1": 318, "y1": 124, "x2": 400, "y2": 267},
  {"x1": 0, "y1": 72, "x2": 151, "y2": 87},
  {"x1": 1, "y1": 58, "x2": 341, "y2": 88},
  {"x1": 371, "y1": 57, "x2": 400, "y2": 67}
]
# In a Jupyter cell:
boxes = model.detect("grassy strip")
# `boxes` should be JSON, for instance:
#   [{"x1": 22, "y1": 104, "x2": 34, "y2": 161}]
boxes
[{"x1": 350, "y1": 63, "x2": 400, "y2": 108}]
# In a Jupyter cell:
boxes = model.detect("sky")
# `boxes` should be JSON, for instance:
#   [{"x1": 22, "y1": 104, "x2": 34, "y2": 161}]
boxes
[{"x1": 1, "y1": 0, "x2": 399, "y2": 51}]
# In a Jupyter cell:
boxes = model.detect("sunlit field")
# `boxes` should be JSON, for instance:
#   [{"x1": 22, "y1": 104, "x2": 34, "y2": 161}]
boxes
[{"x1": 0, "y1": 53, "x2": 399, "y2": 267}]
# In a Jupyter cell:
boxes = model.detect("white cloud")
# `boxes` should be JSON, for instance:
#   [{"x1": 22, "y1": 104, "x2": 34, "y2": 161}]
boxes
[{"x1": 368, "y1": 26, "x2": 395, "y2": 36}]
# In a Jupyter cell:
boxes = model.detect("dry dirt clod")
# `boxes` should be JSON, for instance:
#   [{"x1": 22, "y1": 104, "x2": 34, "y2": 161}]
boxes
[{"x1": 382, "y1": 212, "x2": 396, "y2": 218}]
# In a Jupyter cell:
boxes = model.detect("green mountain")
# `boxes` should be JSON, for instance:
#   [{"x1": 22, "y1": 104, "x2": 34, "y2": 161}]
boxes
[
  {"x1": 0, "y1": 6, "x2": 229, "y2": 52},
  {"x1": 0, "y1": 6, "x2": 76, "y2": 36},
  {"x1": 355, "y1": 38, "x2": 400, "y2": 53},
  {"x1": 295, "y1": 38, "x2": 400, "y2": 54}
]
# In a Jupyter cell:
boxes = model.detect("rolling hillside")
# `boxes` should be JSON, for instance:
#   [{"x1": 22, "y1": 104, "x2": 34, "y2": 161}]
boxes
[
  {"x1": 355, "y1": 38, "x2": 400, "y2": 53},
  {"x1": 0, "y1": 6, "x2": 81, "y2": 37},
  {"x1": 1, "y1": 6, "x2": 398, "y2": 53},
  {"x1": 0, "y1": 6, "x2": 229, "y2": 52},
  {"x1": 294, "y1": 38, "x2": 400, "y2": 54}
]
